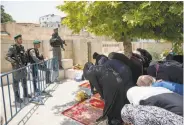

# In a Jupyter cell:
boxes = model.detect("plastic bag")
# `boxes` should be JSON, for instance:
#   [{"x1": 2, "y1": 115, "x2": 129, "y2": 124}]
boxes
[{"x1": 74, "y1": 71, "x2": 83, "y2": 82}]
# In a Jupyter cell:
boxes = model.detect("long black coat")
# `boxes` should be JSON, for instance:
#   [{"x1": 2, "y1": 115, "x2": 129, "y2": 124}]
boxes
[
  {"x1": 108, "y1": 52, "x2": 143, "y2": 84},
  {"x1": 140, "y1": 93, "x2": 183, "y2": 116},
  {"x1": 95, "y1": 54, "x2": 108, "y2": 65},
  {"x1": 137, "y1": 48, "x2": 152, "y2": 63},
  {"x1": 166, "y1": 54, "x2": 183, "y2": 63},
  {"x1": 147, "y1": 60, "x2": 183, "y2": 84},
  {"x1": 83, "y1": 62, "x2": 132, "y2": 121}
]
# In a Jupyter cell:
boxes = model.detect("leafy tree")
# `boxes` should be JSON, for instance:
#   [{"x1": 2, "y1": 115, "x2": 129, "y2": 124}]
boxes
[
  {"x1": 57, "y1": 1, "x2": 183, "y2": 57},
  {"x1": 1, "y1": 5, "x2": 15, "y2": 23}
]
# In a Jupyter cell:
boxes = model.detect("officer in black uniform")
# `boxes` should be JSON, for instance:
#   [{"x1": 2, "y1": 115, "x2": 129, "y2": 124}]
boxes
[
  {"x1": 50, "y1": 28, "x2": 67, "y2": 69},
  {"x1": 5, "y1": 34, "x2": 30, "y2": 103},
  {"x1": 27, "y1": 40, "x2": 50, "y2": 93}
]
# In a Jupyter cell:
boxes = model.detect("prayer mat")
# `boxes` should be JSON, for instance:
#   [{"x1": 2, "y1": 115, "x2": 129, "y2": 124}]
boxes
[
  {"x1": 92, "y1": 93, "x2": 101, "y2": 99},
  {"x1": 62, "y1": 99, "x2": 103, "y2": 125},
  {"x1": 79, "y1": 82, "x2": 91, "y2": 89},
  {"x1": 89, "y1": 98, "x2": 104, "y2": 109}
]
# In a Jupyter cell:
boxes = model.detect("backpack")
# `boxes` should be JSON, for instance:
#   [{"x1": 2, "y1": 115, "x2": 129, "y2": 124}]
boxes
[{"x1": 26, "y1": 48, "x2": 34, "y2": 63}]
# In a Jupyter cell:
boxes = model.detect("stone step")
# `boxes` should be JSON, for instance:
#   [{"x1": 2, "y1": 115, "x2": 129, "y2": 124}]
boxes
[
  {"x1": 61, "y1": 59, "x2": 73, "y2": 69},
  {"x1": 58, "y1": 69, "x2": 65, "y2": 80},
  {"x1": 64, "y1": 69, "x2": 83, "y2": 80}
]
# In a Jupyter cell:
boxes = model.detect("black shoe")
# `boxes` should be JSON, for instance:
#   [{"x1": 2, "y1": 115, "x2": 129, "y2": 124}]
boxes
[
  {"x1": 46, "y1": 79, "x2": 51, "y2": 84},
  {"x1": 109, "y1": 119, "x2": 122, "y2": 125},
  {"x1": 24, "y1": 94, "x2": 32, "y2": 98},
  {"x1": 15, "y1": 98, "x2": 23, "y2": 103},
  {"x1": 59, "y1": 66, "x2": 64, "y2": 70}
]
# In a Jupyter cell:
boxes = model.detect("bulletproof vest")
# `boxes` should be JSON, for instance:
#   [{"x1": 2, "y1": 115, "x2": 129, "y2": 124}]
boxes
[
  {"x1": 11, "y1": 44, "x2": 28, "y2": 65},
  {"x1": 50, "y1": 33, "x2": 62, "y2": 47},
  {"x1": 27, "y1": 48, "x2": 43, "y2": 63}
]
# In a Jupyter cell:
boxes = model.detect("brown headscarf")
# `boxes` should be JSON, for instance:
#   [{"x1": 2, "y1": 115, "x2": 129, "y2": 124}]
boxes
[{"x1": 136, "y1": 75, "x2": 155, "y2": 86}]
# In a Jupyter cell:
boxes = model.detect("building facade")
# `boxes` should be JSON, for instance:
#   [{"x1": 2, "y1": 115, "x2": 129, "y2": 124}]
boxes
[{"x1": 39, "y1": 14, "x2": 62, "y2": 28}]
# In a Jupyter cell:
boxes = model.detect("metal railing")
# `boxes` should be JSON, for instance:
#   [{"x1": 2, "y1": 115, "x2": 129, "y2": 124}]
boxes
[{"x1": 0, "y1": 58, "x2": 59, "y2": 125}]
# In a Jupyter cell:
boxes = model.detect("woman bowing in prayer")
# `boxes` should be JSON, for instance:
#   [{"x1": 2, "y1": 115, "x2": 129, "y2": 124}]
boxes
[
  {"x1": 121, "y1": 104, "x2": 183, "y2": 125},
  {"x1": 83, "y1": 61, "x2": 133, "y2": 125},
  {"x1": 147, "y1": 60, "x2": 183, "y2": 84}
]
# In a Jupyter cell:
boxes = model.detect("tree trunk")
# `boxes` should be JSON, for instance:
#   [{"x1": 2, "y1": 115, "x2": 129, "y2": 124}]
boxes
[{"x1": 122, "y1": 37, "x2": 132, "y2": 58}]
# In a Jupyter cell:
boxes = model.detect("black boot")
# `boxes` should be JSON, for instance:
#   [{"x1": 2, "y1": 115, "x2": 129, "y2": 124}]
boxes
[
  {"x1": 24, "y1": 88, "x2": 32, "y2": 98},
  {"x1": 15, "y1": 92, "x2": 23, "y2": 103},
  {"x1": 109, "y1": 119, "x2": 122, "y2": 125},
  {"x1": 59, "y1": 65, "x2": 64, "y2": 70}
]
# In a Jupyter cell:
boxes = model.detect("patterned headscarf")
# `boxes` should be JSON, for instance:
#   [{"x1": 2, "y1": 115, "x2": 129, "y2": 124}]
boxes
[{"x1": 136, "y1": 75, "x2": 155, "y2": 86}]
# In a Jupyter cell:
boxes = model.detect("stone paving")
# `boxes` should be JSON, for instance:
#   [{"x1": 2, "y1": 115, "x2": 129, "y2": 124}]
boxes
[{"x1": 1, "y1": 79, "x2": 89, "y2": 125}]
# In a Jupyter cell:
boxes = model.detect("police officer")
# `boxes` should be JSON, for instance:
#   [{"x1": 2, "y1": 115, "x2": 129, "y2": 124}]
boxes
[
  {"x1": 50, "y1": 28, "x2": 67, "y2": 69},
  {"x1": 5, "y1": 34, "x2": 30, "y2": 103},
  {"x1": 27, "y1": 40, "x2": 50, "y2": 92}
]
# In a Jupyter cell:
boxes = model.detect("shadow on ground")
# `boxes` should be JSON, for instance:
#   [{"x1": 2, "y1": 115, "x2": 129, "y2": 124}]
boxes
[
  {"x1": 51, "y1": 100, "x2": 77, "y2": 115},
  {"x1": 51, "y1": 85, "x2": 90, "y2": 115},
  {"x1": 17, "y1": 83, "x2": 59, "y2": 125},
  {"x1": 60, "y1": 117, "x2": 82, "y2": 125}
]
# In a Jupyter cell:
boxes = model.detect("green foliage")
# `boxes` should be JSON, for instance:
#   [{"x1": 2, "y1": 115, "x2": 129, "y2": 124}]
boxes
[
  {"x1": 172, "y1": 42, "x2": 183, "y2": 55},
  {"x1": 57, "y1": 1, "x2": 183, "y2": 42},
  {"x1": 160, "y1": 49, "x2": 170, "y2": 59},
  {"x1": 1, "y1": 5, "x2": 15, "y2": 23}
]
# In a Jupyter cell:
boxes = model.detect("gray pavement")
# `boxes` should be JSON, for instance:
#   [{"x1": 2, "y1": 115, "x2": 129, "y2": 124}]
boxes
[{"x1": 1, "y1": 79, "x2": 89, "y2": 125}]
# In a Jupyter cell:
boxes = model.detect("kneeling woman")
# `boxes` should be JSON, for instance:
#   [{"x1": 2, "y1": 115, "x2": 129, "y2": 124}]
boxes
[{"x1": 83, "y1": 62, "x2": 133, "y2": 125}]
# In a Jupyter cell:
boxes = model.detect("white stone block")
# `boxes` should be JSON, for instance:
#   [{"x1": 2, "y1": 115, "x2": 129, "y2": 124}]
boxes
[
  {"x1": 64, "y1": 69, "x2": 83, "y2": 80},
  {"x1": 58, "y1": 69, "x2": 65, "y2": 80},
  {"x1": 61, "y1": 59, "x2": 73, "y2": 69}
]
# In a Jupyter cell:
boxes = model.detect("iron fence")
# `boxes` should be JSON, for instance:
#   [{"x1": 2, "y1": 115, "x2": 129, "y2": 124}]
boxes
[{"x1": 0, "y1": 58, "x2": 59, "y2": 125}]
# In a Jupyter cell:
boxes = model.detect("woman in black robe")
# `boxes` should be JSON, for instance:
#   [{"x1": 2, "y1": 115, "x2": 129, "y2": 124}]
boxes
[
  {"x1": 93, "y1": 52, "x2": 108, "y2": 65},
  {"x1": 108, "y1": 52, "x2": 143, "y2": 85},
  {"x1": 166, "y1": 54, "x2": 183, "y2": 63},
  {"x1": 83, "y1": 62, "x2": 133, "y2": 125},
  {"x1": 147, "y1": 60, "x2": 183, "y2": 84},
  {"x1": 137, "y1": 48, "x2": 152, "y2": 63}
]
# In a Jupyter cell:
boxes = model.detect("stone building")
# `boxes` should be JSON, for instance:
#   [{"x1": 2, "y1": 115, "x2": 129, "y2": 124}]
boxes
[{"x1": 39, "y1": 14, "x2": 65, "y2": 28}]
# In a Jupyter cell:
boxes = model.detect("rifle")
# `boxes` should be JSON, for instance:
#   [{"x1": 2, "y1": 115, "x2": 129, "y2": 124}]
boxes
[{"x1": 11, "y1": 54, "x2": 27, "y2": 68}]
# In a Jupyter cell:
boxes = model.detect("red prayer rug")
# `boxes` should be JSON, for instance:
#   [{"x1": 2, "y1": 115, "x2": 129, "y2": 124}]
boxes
[
  {"x1": 62, "y1": 100, "x2": 103, "y2": 125},
  {"x1": 79, "y1": 82, "x2": 91, "y2": 89},
  {"x1": 62, "y1": 95, "x2": 104, "y2": 125},
  {"x1": 89, "y1": 98, "x2": 104, "y2": 109}
]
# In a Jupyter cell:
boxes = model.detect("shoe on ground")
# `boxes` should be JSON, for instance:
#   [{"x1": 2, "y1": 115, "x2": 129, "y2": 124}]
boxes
[
  {"x1": 24, "y1": 94, "x2": 32, "y2": 98},
  {"x1": 54, "y1": 78, "x2": 60, "y2": 83},
  {"x1": 15, "y1": 98, "x2": 23, "y2": 103},
  {"x1": 46, "y1": 79, "x2": 52, "y2": 84},
  {"x1": 59, "y1": 66, "x2": 64, "y2": 70}
]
